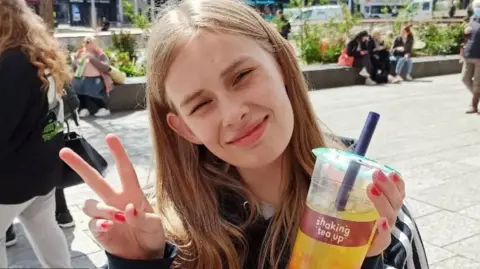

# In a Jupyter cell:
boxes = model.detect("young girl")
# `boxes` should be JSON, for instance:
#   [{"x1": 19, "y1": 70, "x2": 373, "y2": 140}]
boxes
[
  {"x1": 391, "y1": 26, "x2": 415, "y2": 81},
  {"x1": 60, "y1": 1, "x2": 428, "y2": 268}
]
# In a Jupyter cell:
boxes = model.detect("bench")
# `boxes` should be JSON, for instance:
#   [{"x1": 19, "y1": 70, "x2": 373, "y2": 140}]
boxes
[{"x1": 108, "y1": 55, "x2": 462, "y2": 112}]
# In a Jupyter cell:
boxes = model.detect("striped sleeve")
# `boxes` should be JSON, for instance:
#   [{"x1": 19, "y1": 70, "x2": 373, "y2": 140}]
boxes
[{"x1": 383, "y1": 205, "x2": 430, "y2": 269}]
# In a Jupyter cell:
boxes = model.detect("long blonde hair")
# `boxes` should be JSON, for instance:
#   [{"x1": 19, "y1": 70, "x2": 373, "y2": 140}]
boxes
[
  {"x1": 0, "y1": 0, "x2": 71, "y2": 94},
  {"x1": 146, "y1": 0, "x2": 327, "y2": 268}
]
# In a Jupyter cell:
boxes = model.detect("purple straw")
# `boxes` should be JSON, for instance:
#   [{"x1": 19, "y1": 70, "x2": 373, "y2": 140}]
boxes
[{"x1": 335, "y1": 112, "x2": 380, "y2": 211}]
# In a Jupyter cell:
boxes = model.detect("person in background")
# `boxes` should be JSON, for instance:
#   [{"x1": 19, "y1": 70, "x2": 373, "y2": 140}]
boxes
[
  {"x1": 391, "y1": 25, "x2": 414, "y2": 81},
  {"x1": 263, "y1": 5, "x2": 274, "y2": 22},
  {"x1": 0, "y1": 0, "x2": 71, "y2": 267},
  {"x1": 347, "y1": 30, "x2": 376, "y2": 85},
  {"x1": 276, "y1": 10, "x2": 291, "y2": 40},
  {"x1": 60, "y1": 1, "x2": 428, "y2": 269},
  {"x1": 461, "y1": 0, "x2": 480, "y2": 114},
  {"x1": 371, "y1": 29, "x2": 399, "y2": 84},
  {"x1": 101, "y1": 17, "x2": 110, "y2": 32},
  {"x1": 5, "y1": 46, "x2": 78, "y2": 249},
  {"x1": 72, "y1": 35, "x2": 113, "y2": 117}
]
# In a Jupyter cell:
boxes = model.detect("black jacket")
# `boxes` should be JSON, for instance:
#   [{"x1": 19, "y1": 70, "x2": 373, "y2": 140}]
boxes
[
  {"x1": 101, "y1": 138, "x2": 429, "y2": 269},
  {"x1": 464, "y1": 16, "x2": 480, "y2": 59},
  {"x1": 391, "y1": 35, "x2": 414, "y2": 57},
  {"x1": 105, "y1": 192, "x2": 383, "y2": 269},
  {"x1": 104, "y1": 204, "x2": 429, "y2": 269},
  {"x1": 0, "y1": 48, "x2": 64, "y2": 204},
  {"x1": 346, "y1": 35, "x2": 375, "y2": 68}
]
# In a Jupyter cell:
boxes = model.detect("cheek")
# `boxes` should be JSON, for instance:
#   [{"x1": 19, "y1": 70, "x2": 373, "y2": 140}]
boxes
[{"x1": 185, "y1": 119, "x2": 219, "y2": 145}]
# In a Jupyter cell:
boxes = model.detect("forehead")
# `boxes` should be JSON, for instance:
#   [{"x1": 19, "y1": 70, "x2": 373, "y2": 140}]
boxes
[{"x1": 164, "y1": 32, "x2": 271, "y2": 103}]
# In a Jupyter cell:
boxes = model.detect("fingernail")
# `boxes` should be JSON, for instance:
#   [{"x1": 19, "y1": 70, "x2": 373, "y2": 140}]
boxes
[
  {"x1": 382, "y1": 219, "x2": 389, "y2": 230},
  {"x1": 133, "y1": 208, "x2": 137, "y2": 217},
  {"x1": 114, "y1": 212, "x2": 126, "y2": 222},
  {"x1": 392, "y1": 173, "x2": 401, "y2": 182},
  {"x1": 100, "y1": 221, "x2": 111, "y2": 231},
  {"x1": 374, "y1": 170, "x2": 387, "y2": 182},
  {"x1": 371, "y1": 185, "x2": 381, "y2": 196}
]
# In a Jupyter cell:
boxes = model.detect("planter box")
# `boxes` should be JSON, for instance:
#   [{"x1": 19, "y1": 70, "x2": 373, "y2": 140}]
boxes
[{"x1": 109, "y1": 55, "x2": 461, "y2": 112}]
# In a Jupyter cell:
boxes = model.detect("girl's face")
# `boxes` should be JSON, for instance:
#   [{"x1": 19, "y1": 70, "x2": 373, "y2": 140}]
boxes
[
  {"x1": 85, "y1": 39, "x2": 95, "y2": 52},
  {"x1": 165, "y1": 32, "x2": 295, "y2": 169}
]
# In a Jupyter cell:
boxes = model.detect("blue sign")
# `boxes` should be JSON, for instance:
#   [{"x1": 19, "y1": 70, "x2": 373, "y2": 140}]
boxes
[{"x1": 245, "y1": 0, "x2": 276, "y2": 5}]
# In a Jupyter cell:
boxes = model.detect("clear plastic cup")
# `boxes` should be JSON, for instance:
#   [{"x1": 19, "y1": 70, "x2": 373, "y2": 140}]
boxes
[{"x1": 289, "y1": 148, "x2": 398, "y2": 269}]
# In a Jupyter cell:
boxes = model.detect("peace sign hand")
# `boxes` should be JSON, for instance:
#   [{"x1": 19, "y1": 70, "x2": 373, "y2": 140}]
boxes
[{"x1": 60, "y1": 134, "x2": 166, "y2": 260}]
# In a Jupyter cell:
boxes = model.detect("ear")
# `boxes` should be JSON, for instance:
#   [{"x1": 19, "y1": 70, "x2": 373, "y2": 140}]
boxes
[{"x1": 166, "y1": 113, "x2": 202, "y2": 145}]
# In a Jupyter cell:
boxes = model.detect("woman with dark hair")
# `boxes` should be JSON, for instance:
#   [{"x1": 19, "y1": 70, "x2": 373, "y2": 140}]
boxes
[
  {"x1": 391, "y1": 25, "x2": 414, "y2": 81},
  {"x1": 346, "y1": 30, "x2": 376, "y2": 85}
]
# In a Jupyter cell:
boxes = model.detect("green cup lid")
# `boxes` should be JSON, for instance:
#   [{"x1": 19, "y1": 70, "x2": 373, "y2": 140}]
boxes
[{"x1": 312, "y1": 147, "x2": 398, "y2": 177}]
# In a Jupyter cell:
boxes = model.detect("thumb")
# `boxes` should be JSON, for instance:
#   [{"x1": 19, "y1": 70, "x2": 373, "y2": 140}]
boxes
[
  {"x1": 124, "y1": 203, "x2": 163, "y2": 233},
  {"x1": 366, "y1": 218, "x2": 392, "y2": 257}
]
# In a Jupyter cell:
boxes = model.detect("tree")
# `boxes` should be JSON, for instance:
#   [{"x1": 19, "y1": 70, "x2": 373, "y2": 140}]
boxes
[{"x1": 39, "y1": 0, "x2": 55, "y2": 29}]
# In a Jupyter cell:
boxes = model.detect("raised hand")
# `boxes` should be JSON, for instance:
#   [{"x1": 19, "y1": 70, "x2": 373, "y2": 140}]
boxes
[{"x1": 59, "y1": 134, "x2": 166, "y2": 260}]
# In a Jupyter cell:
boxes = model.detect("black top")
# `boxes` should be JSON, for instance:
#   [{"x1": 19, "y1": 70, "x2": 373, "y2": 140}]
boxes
[
  {"x1": 346, "y1": 35, "x2": 375, "y2": 68},
  {"x1": 464, "y1": 16, "x2": 480, "y2": 59},
  {"x1": 101, "y1": 137, "x2": 428, "y2": 269},
  {"x1": 391, "y1": 35, "x2": 414, "y2": 57},
  {"x1": 0, "y1": 48, "x2": 64, "y2": 204},
  {"x1": 104, "y1": 192, "x2": 384, "y2": 269}
]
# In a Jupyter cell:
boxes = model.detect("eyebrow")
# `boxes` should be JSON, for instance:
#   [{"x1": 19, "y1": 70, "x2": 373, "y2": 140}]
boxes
[
  {"x1": 180, "y1": 89, "x2": 205, "y2": 108},
  {"x1": 179, "y1": 57, "x2": 251, "y2": 108},
  {"x1": 220, "y1": 56, "x2": 251, "y2": 79}
]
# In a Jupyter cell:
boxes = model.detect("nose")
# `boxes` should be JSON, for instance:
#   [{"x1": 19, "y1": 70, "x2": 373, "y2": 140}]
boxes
[{"x1": 221, "y1": 96, "x2": 249, "y2": 128}]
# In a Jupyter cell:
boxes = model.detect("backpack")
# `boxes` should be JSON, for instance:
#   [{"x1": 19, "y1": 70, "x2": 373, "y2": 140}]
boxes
[{"x1": 42, "y1": 70, "x2": 65, "y2": 143}]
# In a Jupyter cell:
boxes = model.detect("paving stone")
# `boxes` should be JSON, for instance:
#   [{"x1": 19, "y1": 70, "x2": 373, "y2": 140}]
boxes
[
  {"x1": 405, "y1": 198, "x2": 442, "y2": 218},
  {"x1": 444, "y1": 234, "x2": 480, "y2": 263},
  {"x1": 415, "y1": 211, "x2": 480, "y2": 247},
  {"x1": 459, "y1": 204, "x2": 480, "y2": 221},
  {"x1": 424, "y1": 242, "x2": 456, "y2": 265},
  {"x1": 409, "y1": 176, "x2": 480, "y2": 211},
  {"x1": 430, "y1": 256, "x2": 480, "y2": 269}
]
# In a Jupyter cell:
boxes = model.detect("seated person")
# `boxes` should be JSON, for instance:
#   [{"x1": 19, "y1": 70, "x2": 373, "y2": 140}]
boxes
[{"x1": 347, "y1": 30, "x2": 376, "y2": 85}]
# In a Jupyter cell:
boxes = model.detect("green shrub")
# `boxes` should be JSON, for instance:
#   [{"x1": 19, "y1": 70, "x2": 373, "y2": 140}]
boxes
[
  {"x1": 415, "y1": 23, "x2": 463, "y2": 55},
  {"x1": 111, "y1": 31, "x2": 137, "y2": 60}
]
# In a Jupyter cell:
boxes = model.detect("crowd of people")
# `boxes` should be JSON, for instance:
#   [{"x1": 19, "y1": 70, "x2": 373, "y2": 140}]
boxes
[{"x1": 345, "y1": 26, "x2": 415, "y2": 85}]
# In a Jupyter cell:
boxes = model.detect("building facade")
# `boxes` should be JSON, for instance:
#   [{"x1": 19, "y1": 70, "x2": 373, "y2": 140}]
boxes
[{"x1": 26, "y1": 0, "x2": 119, "y2": 26}]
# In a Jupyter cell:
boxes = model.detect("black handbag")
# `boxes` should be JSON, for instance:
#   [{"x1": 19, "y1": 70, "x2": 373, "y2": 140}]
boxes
[{"x1": 59, "y1": 101, "x2": 108, "y2": 189}]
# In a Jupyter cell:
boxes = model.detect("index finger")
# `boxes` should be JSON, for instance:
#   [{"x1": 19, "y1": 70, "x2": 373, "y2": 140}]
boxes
[
  {"x1": 105, "y1": 134, "x2": 142, "y2": 192},
  {"x1": 60, "y1": 148, "x2": 115, "y2": 201}
]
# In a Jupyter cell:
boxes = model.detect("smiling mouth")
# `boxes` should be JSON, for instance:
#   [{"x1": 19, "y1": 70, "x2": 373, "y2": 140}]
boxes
[{"x1": 228, "y1": 115, "x2": 269, "y2": 147}]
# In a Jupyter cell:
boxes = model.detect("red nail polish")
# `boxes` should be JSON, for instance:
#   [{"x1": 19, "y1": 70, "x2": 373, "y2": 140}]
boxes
[
  {"x1": 392, "y1": 173, "x2": 401, "y2": 182},
  {"x1": 133, "y1": 208, "x2": 137, "y2": 217},
  {"x1": 374, "y1": 170, "x2": 387, "y2": 182},
  {"x1": 382, "y1": 219, "x2": 389, "y2": 230},
  {"x1": 371, "y1": 185, "x2": 381, "y2": 196},
  {"x1": 114, "y1": 212, "x2": 126, "y2": 222},
  {"x1": 100, "y1": 221, "x2": 111, "y2": 230}
]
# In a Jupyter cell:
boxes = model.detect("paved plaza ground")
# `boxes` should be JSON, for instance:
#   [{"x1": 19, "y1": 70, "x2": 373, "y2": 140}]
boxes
[{"x1": 7, "y1": 74, "x2": 480, "y2": 268}]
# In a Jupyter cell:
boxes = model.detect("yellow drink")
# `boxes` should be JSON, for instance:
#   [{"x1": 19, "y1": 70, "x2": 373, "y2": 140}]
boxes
[
  {"x1": 289, "y1": 148, "x2": 395, "y2": 269},
  {"x1": 289, "y1": 203, "x2": 379, "y2": 269}
]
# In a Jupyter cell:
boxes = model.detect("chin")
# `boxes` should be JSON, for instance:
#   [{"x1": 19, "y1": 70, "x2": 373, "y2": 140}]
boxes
[{"x1": 228, "y1": 144, "x2": 288, "y2": 169}]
